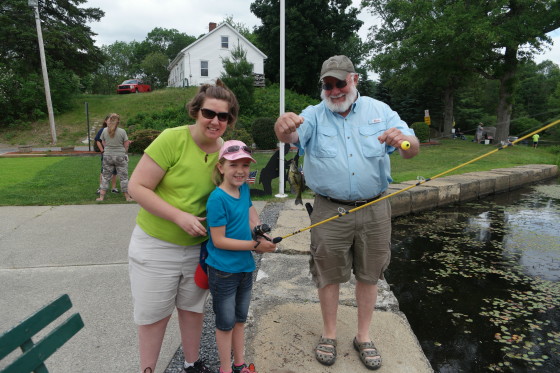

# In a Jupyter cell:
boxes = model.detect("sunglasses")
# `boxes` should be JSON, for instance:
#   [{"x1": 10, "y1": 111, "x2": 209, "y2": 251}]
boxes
[
  {"x1": 200, "y1": 108, "x2": 230, "y2": 122},
  {"x1": 223, "y1": 145, "x2": 253, "y2": 155},
  {"x1": 321, "y1": 79, "x2": 348, "y2": 91}
]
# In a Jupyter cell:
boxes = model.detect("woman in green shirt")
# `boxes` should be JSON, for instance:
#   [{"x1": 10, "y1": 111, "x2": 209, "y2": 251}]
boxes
[{"x1": 127, "y1": 81, "x2": 239, "y2": 373}]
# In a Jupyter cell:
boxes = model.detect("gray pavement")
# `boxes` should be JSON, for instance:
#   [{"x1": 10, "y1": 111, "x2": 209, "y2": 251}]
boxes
[
  {"x1": 0, "y1": 145, "x2": 93, "y2": 155},
  {"x1": 0, "y1": 201, "x2": 432, "y2": 373}
]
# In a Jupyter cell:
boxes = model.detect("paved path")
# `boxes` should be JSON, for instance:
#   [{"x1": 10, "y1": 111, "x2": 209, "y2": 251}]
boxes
[{"x1": 0, "y1": 201, "x2": 432, "y2": 373}]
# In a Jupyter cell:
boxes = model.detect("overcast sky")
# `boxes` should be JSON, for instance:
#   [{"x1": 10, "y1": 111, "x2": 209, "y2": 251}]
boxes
[{"x1": 85, "y1": 0, "x2": 559, "y2": 79}]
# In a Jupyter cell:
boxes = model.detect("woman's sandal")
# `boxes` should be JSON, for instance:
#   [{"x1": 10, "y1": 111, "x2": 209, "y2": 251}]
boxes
[
  {"x1": 315, "y1": 336, "x2": 337, "y2": 366},
  {"x1": 353, "y1": 337, "x2": 382, "y2": 370}
]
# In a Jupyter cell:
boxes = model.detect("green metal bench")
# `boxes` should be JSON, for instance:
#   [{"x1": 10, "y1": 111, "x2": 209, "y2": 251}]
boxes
[{"x1": 0, "y1": 294, "x2": 84, "y2": 373}]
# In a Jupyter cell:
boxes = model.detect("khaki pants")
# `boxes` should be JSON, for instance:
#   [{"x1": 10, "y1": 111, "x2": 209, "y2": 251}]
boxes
[{"x1": 100, "y1": 154, "x2": 129, "y2": 192}]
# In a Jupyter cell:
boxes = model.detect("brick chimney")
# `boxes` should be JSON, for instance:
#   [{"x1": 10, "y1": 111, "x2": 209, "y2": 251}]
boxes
[{"x1": 209, "y1": 22, "x2": 217, "y2": 32}]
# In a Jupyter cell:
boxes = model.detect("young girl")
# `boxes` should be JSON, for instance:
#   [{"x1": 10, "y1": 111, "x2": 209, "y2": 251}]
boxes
[{"x1": 206, "y1": 140, "x2": 277, "y2": 373}]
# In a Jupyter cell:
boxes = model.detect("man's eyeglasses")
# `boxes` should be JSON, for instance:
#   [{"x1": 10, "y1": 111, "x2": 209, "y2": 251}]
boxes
[
  {"x1": 201, "y1": 108, "x2": 230, "y2": 122},
  {"x1": 223, "y1": 145, "x2": 253, "y2": 155},
  {"x1": 321, "y1": 79, "x2": 348, "y2": 91}
]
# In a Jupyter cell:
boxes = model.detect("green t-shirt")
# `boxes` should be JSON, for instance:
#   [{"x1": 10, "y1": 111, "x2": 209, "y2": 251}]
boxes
[
  {"x1": 136, "y1": 125, "x2": 220, "y2": 245},
  {"x1": 532, "y1": 134, "x2": 540, "y2": 142}
]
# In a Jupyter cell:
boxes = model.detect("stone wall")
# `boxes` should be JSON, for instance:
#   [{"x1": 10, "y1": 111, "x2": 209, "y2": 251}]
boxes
[{"x1": 387, "y1": 164, "x2": 559, "y2": 217}]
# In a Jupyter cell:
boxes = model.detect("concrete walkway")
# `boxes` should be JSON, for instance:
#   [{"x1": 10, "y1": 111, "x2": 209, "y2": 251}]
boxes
[{"x1": 0, "y1": 201, "x2": 431, "y2": 373}]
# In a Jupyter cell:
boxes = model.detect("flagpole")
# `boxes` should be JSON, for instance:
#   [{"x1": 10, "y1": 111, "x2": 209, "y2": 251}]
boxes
[{"x1": 275, "y1": 0, "x2": 288, "y2": 198}]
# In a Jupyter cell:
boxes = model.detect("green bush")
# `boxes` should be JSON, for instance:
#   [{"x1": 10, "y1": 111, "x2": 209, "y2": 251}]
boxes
[
  {"x1": 510, "y1": 117, "x2": 541, "y2": 137},
  {"x1": 128, "y1": 129, "x2": 162, "y2": 154},
  {"x1": 251, "y1": 84, "x2": 317, "y2": 119},
  {"x1": 223, "y1": 127, "x2": 254, "y2": 147},
  {"x1": 127, "y1": 107, "x2": 189, "y2": 131},
  {"x1": 544, "y1": 145, "x2": 560, "y2": 155},
  {"x1": 411, "y1": 122, "x2": 430, "y2": 143},
  {"x1": 251, "y1": 117, "x2": 278, "y2": 150}
]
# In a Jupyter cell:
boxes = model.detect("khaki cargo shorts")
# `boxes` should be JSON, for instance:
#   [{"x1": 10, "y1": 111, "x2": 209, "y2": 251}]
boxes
[{"x1": 309, "y1": 194, "x2": 392, "y2": 289}]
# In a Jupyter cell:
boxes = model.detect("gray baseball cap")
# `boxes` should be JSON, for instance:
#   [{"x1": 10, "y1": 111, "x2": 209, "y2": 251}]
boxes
[{"x1": 320, "y1": 55, "x2": 355, "y2": 80}]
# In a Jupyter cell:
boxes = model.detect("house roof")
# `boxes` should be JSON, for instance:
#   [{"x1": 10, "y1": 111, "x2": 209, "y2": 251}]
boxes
[{"x1": 168, "y1": 23, "x2": 267, "y2": 70}]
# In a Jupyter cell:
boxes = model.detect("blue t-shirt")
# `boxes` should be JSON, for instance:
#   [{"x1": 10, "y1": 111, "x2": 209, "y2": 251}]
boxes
[
  {"x1": 296, "y1": 95, "x2": 415, "y2": 201},
  {"x1": 206, "y1": 183, "x2": 255, "y2": 273}
]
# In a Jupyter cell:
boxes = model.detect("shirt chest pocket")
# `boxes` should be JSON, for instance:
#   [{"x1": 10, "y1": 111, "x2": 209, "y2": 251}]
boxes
[
  {"x1": 359, "y1": 125, "x2": 385, "y2": 157},
  {"x1": 313, "y1": 126, "x2": 338, "y2": 158}
]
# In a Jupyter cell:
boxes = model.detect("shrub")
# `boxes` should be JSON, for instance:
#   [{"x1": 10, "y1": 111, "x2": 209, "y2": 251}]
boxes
[
  {"x1": 223, "y1": 127, "x2": 254, "y2": 147},
  {"x1": 128, "y1": 129, "x2": 162, "y2": 154},
  {"x1": 510, "y1": 117, "x2": 541, "y2": 137},
  {"x1": 251, "y1": 84, "x2": 317, "y2": 119},
  {"x1": 411, "y1": 122, "x2": 430, "y2": 143},
  {"x1": 251, "y1": 117, "x2": 278, "y2": 150},
  {"x1": 544, "y1": 145, "x2": 560, "y2": 155},
  {"x1": 127, "y1": 107, "x2": 188, "y2": 131}
]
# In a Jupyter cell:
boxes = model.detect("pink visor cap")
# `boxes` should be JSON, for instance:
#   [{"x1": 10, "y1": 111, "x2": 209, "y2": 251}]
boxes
[{"x1": 219, "y1": 140, "x2": 256, "y2": 163}]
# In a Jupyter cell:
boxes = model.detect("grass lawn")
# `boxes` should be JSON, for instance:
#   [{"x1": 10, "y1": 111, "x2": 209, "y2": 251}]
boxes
[{"x1": 0, "y1": 139, "x2": 558, "y2": 206}]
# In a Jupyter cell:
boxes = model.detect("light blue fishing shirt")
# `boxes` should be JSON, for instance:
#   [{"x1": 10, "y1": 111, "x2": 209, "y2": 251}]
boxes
[{"x1": 295, "y1": 95, "x2": 414, "y2": 201}]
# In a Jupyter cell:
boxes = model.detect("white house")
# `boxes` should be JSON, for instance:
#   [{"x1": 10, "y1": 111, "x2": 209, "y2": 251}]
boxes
[{"x1": 167, "y1": 22, "x2": 267, "y2": 87}]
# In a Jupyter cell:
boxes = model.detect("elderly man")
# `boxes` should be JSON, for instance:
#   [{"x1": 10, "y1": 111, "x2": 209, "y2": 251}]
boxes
[{"x1": 274, "y1": 55, "x2": 419, "y2": 370}]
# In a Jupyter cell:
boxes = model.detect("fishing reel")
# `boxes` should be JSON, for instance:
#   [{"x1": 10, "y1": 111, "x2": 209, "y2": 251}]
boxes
[{"x1": 252, "y1": 224, "x2": 282, "y2": 244}]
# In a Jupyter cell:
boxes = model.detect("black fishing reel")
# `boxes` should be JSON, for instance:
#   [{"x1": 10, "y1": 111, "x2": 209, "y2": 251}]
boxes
[{"x1": 252, "y1": 224, "x2": 282, "y2": 244}]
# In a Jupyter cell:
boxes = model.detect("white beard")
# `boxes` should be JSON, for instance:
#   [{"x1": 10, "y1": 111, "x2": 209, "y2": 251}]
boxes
[{"x1": 321, "y1": 84, "x2": 358, "y2": 113}]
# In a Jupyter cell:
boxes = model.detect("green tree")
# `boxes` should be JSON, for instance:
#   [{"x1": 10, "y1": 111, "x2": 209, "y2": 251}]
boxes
[
  {"x1": 513, "y1": 60, "x2": 560, "y2": 124},
  {"x1": 221, "y1": 45, "x2": 255, "y2": 115},
  {"x1": 89, "y1": 41, "x2": 141, "y2": 94},
  {"x1": 362, "y1": 0, "x2": 560, "y2": 142},
  {"x1": 473, "y1": 1, "x2": 560, "y2": 142},
  {"x1": 0, "y1": 0, "x2": 105, "y2": 124},
  {"x1": 135, "y1": 27, "x2": 196, "y2": 62},
  {"x1": 141, "y1": 52, "x2": 170, "y2": 88},
  {"x1": 250, "y1": 0, "x2": 365, "y2": 97},
  {"x1": 363, "y1": 0, "x2": 490, "y2": 137}
]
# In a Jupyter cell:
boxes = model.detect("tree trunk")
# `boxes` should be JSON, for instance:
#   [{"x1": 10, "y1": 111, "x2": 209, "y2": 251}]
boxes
[
  {"x1": 495, "y1": 46, "x2": 518, "y2": 143},
  {"x1": 442, "y1": 85, "x2": 454, "y2": 138}
]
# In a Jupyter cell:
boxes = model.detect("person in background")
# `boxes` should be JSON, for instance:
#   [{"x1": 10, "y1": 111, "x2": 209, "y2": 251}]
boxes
[
  {"x1": 206, "y1": 140, "x2": 276, "y2": 373},
  {"x1": 127, "y1": 81, "x2": 239, "y2": 373},
  {"x1": 95, "y1": 113, "x2": 133, "y2": 202},
  {"x1": 476, "y1": 123, "x2": 484, "y2": 143},
  {"x1": 532, "y1": 133, "x2": 540, "y2": 148},
  {"x1": 94, "y1": 115, "x2": 118, "y2": 194},
  {"x1": 274, "y1": 55, "x2": 419, "y2": 370}
]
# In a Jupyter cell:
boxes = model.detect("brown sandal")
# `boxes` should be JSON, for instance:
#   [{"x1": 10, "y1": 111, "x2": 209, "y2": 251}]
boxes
[
  {"x1": 353, "y1": 337, "x2": 382, "y2": 370},
  {"x1": 315, "y1": 336, "x2": 337, "y2": 366}
]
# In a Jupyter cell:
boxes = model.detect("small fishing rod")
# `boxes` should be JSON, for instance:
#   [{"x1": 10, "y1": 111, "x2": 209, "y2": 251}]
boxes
[{"x1": 272, "y1": 119, "x2": 560, "y2": 243}]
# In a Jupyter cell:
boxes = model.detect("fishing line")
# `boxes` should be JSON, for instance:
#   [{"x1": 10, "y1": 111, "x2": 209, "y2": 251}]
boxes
[{"x1": 273, "y1": 119, "x2": 560, "y2": 243}]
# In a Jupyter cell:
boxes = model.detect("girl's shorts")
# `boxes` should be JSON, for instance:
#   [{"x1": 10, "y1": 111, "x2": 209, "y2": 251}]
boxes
[{"x1": 128, "y1": 225, "x2": 209, "y2": 325}]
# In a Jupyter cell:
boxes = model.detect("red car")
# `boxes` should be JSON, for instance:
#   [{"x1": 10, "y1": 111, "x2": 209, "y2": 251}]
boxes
[{"x1": 116, "y1": 79, "x2": 151, "y2": 94}]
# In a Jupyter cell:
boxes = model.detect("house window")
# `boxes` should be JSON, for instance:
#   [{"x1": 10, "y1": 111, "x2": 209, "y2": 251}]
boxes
[
  {"x1": 201, "y1": 61, "x2": 208, "y2": 77},
  {"x1": 221, "y1": 36, "x2": 229, "y2": 49}
]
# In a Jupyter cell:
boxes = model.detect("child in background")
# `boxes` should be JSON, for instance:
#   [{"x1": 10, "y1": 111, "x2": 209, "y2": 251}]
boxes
[{"x1": 206, "y1": 140, "x2": 277, "y2": 373}]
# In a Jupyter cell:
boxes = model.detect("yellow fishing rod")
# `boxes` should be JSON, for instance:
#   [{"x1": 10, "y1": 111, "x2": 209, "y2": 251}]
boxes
[{"x1": 272, "y1": 119, "x2": 560, "y2": 243}]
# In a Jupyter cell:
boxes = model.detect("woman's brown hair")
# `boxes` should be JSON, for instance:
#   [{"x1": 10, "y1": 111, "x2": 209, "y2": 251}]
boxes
[
  {"x1": 107, "y1": 113, "x2": 120, "y2": 138},
  {"x1": 187, "y1": 79, "x2": 239, "y2": 128}
]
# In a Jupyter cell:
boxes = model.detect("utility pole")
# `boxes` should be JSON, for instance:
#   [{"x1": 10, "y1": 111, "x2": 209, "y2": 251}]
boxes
[{"x1": 28, "y1": 0, "x2": 57, "y2": 144}]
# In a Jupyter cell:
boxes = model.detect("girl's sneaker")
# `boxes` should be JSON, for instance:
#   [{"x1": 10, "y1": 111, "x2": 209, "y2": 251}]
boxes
[
  {"x1": 232, "y1": 363, "x2": 257, "y2": 373},
  {"x1": 184, "y1": 359, "x2": 211, "y2": 373}
]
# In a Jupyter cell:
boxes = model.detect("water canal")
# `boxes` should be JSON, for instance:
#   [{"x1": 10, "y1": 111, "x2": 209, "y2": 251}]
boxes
[{"x1": 389, "y1": 179, "x2": 560, "y2": 372}]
